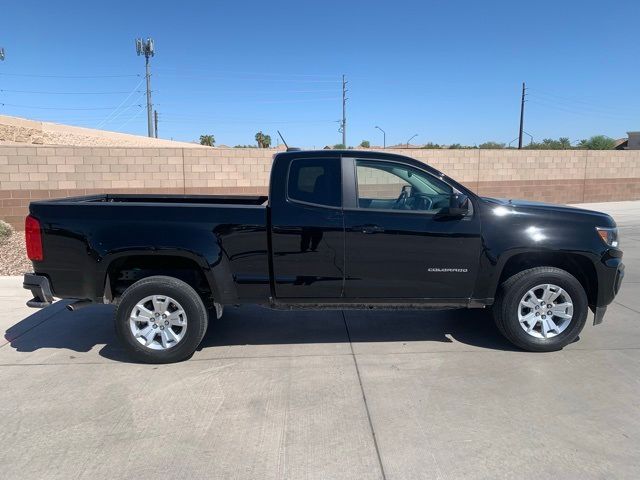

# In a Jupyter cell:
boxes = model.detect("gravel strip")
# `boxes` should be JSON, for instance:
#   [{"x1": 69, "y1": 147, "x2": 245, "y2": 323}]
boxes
[{"x1": 0, "y1": 234, "x2": 32, "y2": 276}]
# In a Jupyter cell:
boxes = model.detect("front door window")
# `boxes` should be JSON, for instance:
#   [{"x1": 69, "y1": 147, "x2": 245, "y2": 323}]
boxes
[{"x1": 355, "y1": 160, "x2": 453, "y2": 213}]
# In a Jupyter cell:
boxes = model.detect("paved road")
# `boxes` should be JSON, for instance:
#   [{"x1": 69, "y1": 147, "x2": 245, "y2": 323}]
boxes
[{"x1": 0, "y1": 201, "x2": 638, "y2": 479}]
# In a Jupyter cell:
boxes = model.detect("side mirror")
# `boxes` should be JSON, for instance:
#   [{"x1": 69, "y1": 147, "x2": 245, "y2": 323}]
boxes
[
  {"x1": 436, "y1": 193, "x2": 469, "y2": 218},
  {"x1": 449, "y1": 193, "x2": 469, "y2": 216}
]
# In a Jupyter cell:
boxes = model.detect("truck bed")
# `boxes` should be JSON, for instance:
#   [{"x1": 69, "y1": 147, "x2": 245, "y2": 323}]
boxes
[
  {"x1": 29, "y1": 193, "x2": 271, "y2": 303},
  {"x1": 43, "y1": 193, "x2": 268, "y2": 206}
]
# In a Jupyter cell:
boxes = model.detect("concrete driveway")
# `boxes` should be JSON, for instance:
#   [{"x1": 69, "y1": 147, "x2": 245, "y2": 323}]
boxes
[{"x1": 0, "y1": 201, "x2": 638, "y2": 480}]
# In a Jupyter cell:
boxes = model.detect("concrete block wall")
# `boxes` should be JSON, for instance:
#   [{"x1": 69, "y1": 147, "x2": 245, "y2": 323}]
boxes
[
  {"x1": 1, "y1": 145, "x2": 639, "y2": 230},
  {"x1": 182, "y1": 147, "x2": 273, "y2": 194}
]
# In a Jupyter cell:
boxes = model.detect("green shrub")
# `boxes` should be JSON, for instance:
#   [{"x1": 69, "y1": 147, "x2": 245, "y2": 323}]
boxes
[
  {"x1": 0, "y1": 220, "x2": 13, "y2": 244},
  {"x1": 578, "y1": 135, "x2": 616, "y2": 150},
  {"x1": 479, "y1": 141, "x2": 506, "y2": 149}
]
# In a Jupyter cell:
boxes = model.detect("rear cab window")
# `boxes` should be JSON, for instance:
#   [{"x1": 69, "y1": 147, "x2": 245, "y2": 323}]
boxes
[{"x1": 287, "y1": 158, "x2": 341, "y2": 208}]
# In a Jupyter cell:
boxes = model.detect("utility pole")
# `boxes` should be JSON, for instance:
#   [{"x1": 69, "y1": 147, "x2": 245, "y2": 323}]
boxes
[
  {"x1": 154, "y1": 110, "x2": 158, "y2": 138},
  {"x1": 0, "y1": 48, "x2": 5, "y2": 104},
  {"x1": 135, "y1": 38, "x2": 155, "y2": 137},
  {"x1": 518, "y1": 82, "x2": 526, "y2": 149},
  {"x1": 340, "y1": 74, "x2": 348, "y2": 147}
]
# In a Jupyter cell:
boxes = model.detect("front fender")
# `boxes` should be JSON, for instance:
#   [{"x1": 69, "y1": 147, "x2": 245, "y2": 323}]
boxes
[{"x1": 474, "y1": 201, "x2": 608, "y2": 302}]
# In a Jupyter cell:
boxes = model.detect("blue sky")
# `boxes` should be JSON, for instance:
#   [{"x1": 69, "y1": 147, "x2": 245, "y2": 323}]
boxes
[{"x1": 1, "y1": 0, "x2": 638, "y2": 147}]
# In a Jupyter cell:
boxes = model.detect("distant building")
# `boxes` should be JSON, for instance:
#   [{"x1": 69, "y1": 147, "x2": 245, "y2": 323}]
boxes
[
  {"x1": 627, "y1": 132, "x2": 640, "y2": 149},
  {"x1": 615, "y1": 131, "x2": 640, "y2": 150}
]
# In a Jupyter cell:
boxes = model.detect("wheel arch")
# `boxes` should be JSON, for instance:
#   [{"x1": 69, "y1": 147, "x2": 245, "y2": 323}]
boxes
[
  {"x1": 497, "y1": 251, "x2": 598, "y2": 308},
  {"x1": 100, "y1": 250, "x2": 234, "y2": 305}
]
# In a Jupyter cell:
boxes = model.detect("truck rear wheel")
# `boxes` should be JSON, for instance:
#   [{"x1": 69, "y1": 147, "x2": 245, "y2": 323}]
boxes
[
  {"x1": 115, "y1": 275, "x2": 208, "y2": 363},
  {"x1": 492, "y1": 267, "x2": 588, "y2": 352}
]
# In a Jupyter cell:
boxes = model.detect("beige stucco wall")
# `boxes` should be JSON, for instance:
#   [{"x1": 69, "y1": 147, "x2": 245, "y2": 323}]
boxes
[{"x1": 1, "y1": 145, "x2": 639, "y2": 229}]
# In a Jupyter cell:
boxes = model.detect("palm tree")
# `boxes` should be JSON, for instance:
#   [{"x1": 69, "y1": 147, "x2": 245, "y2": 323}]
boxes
[
  {"x1": 199, "y1": 134, "x2": 215, "y2": 147},
  {"x1": 255, "y1": 131, "x2": 272, "y2": 148}
]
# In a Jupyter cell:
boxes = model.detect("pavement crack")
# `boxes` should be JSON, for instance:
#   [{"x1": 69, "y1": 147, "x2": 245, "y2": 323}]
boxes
[
  {"x1": 1, "y1": 345, "x2": 639, "y2": 368},
  {"x1": 341, "y1": 311, "x2": 387, "y2": 480},
  {"x1": 613, "y1": 301, "x2": 640, "y2": 315}
]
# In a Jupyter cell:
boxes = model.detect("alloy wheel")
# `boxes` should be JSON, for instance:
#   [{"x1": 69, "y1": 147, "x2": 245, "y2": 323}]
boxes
[
  {"x1": 129, "y1": 295, "x2": 188, "y2": 350},
  {"x1": 517, "y1": 284, "x2": 573, "y2": 339}
]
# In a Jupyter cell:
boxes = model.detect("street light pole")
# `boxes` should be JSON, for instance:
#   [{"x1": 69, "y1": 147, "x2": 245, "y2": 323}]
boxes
[
  {"x1": 375, "y1": 126, "x2": 386, "y2": 149},
  {"x1": 407, "y1": 134, "x2": 418, "y2": 148}
]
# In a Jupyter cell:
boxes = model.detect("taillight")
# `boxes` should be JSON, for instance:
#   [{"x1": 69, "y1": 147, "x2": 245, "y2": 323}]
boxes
[{"x1": 25, "y1": 215, "x2": 43, "y2": 261}]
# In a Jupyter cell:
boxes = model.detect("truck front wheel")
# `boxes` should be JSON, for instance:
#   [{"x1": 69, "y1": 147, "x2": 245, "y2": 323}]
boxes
[
  {"x1": 492, "y1": 267, "x2": 588, "y2": 352},
  {"x1": 115, "y1": 275, "x2": 209, "y2": 363}
]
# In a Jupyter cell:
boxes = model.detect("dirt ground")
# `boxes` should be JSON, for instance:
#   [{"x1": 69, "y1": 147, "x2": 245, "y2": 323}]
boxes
[{"x1": 0, "y1": 234, "x2": 31, "y2": 276}]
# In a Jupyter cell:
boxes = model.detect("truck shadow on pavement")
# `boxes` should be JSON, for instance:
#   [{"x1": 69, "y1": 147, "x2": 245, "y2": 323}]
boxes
[
  {"x1": 5, "y1": 303, "x2": 519, "y2": 363},
  {"x1": 199, "y1": 306, "x2": 518, "y2": 353}
]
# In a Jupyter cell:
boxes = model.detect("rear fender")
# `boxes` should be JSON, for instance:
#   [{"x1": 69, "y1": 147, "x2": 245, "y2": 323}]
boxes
[{"x1": 99, "y1": 248, "x2": 237, "y2": 304}]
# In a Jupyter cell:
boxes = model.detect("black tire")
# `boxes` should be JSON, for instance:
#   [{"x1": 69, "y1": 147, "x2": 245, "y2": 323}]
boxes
[
  {"x1": 492, "y1": 267, "x2": 588, "y2": 352},
  {"x1": 115, "y1": 275, "x2": 208, "y2": 363}
]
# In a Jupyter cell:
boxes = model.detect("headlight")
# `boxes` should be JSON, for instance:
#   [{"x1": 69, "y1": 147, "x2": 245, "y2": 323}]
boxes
[{"x1": 596, "y1": 227, "x2": 619, "y2": 248}]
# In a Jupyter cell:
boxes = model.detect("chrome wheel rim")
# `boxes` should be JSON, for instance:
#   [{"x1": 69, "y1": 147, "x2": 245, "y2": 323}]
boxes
[
  {"x1": 518, "y1": 284, "x2": 573, "y2": 339},
  {"x1": 129, "y1": 295, "x2": 187, "y2": 350}
]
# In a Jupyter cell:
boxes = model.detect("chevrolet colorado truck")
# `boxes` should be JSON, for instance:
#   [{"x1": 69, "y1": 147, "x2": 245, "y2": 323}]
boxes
[{"x1": 23, "y1": 150, "x2": 624, "y2": 363}]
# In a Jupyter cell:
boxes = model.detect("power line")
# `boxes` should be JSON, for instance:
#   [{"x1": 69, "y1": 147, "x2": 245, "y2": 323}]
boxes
[
  {"x1": 156, "y1": 97, "x2": 340, "y2": 107},
  {"x1": 118, "y1": 108, "x2": 146, "y2": 130},
  {"x1": 156, "y1": 68, "x2": 338, "y2": 77},
  {"x1": 0, "y1": 102, "x2": 142, "y2": 110},
  {"x1": 0, "y1": 114, "x2": 141, "y2": 125},
  {"x1": 147, "y1": 88, "x2": 339, "y2": 95},
  {"x1": 0, "y1": 89, "x2": 136, "y2": 95},
  {"x1": 19, "y1": 115, "x2": 138, "y2": 122},
  {"x1": 156, "y1": 112, "x2": 339, "y2": 128},
  {"x1": 156, "y1": 72, "x2": 340, "y2": 83},
  {"x1": 528, "y1": 99, "x2": 637, "y2": 121},
  {"x1": 154, "y1": 67, "x2": 340, "y2": 79},
  {"x1": 527, "y1": 88, "x2": 625, "y2": 111},
  {"x1": 101, "y1": 92, "x2": 144, "y2": 126},
  {"x1": 96, "y1": 79, "x2": 145, "y2": 128},
  {"x1": 101, "y1": 93, "x2": 146, "y2": 126},
  {"x1": 157, "y1": 117, "x2": 336, "y2": 125},
  {"x1": 0, "y1": 72, "x2": 139, "y2": 78},
  {"x1": 528, "y1": 92, "x2": 636, "y2": 116}
]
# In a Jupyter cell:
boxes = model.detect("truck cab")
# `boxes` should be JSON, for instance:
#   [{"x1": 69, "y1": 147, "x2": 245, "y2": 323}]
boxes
[{"x1": 269, "y1": 151, "x2": 480, "y2": 304}]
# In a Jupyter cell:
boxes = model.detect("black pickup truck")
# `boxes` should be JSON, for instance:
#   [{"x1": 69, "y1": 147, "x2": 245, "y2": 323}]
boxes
[{"x1": 23, "y1": 150, "x2": 624, "y2": 363}]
